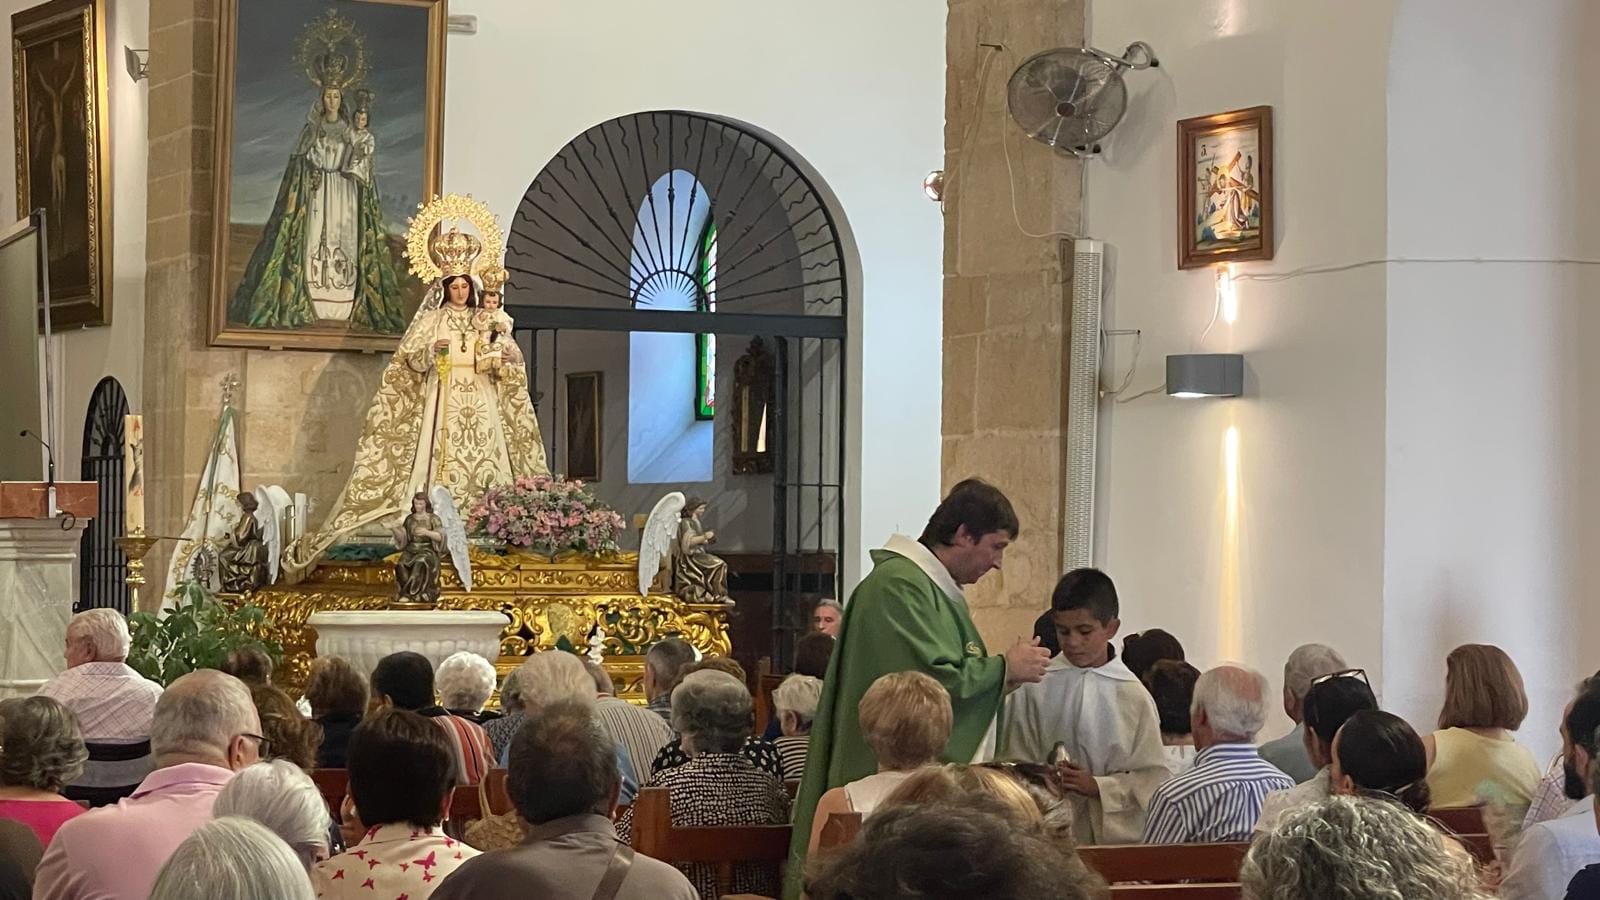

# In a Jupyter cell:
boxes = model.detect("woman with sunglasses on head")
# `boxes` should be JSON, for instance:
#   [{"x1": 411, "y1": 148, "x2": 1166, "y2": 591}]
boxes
[{"x1": 1254, "y1": 669, "x2": 1378, "y2": 834}]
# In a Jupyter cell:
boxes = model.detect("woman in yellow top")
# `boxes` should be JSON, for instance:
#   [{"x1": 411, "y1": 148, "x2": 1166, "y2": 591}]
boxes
[{"x1": 1423, "y1": 644, "x2": 1541, "y2": 812}]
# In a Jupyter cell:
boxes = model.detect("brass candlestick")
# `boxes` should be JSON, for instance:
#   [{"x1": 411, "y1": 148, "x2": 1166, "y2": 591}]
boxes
[{"x1": 115, "y1": 531, "x2": 161, "y2": 611}]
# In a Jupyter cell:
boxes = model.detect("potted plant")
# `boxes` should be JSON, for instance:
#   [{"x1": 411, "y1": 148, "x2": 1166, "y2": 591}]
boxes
[{"x1": 127, "y1": 580, "x2": 283, "y2": 686}]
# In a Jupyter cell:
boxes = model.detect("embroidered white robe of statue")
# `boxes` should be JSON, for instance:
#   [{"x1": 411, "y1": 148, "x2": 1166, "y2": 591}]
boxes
[{"x1": 1000, "y1": 653, "x2": 1172, "y2": 844}]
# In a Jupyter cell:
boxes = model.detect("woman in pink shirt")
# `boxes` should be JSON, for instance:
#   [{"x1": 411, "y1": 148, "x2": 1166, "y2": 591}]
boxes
[{"x1": 0, "y1": 696, "x2": 88, "y2": 845}]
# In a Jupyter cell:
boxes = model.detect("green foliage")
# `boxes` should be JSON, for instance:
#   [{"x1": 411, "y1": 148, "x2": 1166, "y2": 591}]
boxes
[{"x1": 126, "y1": 581, "x2": 283, "y2": 686}]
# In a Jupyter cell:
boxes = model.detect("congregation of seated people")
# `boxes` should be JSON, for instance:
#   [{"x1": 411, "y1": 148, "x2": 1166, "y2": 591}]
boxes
[{"x1": 8, "y1": 600, "x2": 1600, "y2": 900}]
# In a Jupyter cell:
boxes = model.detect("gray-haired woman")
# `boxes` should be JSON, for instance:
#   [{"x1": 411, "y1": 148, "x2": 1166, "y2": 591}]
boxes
[
  {"x1": 150, "y1": 816, "x2": 314, "y2": 900},
  {"x1": 617, "y1": 670, "x2": 789, "y2": 899},
  {"x1": 0, "y1": 696, "x2": 88, "y2": 846}
]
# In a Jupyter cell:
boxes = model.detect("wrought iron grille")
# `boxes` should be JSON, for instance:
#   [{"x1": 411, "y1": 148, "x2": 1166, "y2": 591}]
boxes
[
  {"x1": 507, "y1": 111, "x2": 845, "y2": 318},
  {"x1": 78, "y1": 377, "x2": 128, "y2": 613},
  {"x1": 505, "y1": 112, "x2": 849, "y2": 671}
]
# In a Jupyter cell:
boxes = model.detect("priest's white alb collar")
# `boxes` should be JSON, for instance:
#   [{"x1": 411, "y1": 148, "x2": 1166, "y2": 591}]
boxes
[{"x1": 881, "y1": 534, "x2": 967, "y2": 608}]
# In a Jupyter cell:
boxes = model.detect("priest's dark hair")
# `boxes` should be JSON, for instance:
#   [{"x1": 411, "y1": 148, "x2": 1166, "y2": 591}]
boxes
[
  {"x1": 1050, "y1": 568, "x2": 1119, "y2": 623},
  {"x1": 369, "y1": 651, "x2": 436, "y2": 711},
  {"x1": 919, "y1": 478, "x2": 1019, "y2": 547},
  {"x1": 347, "y1": 708, "x2": 455, "y2": 828},
  {"x1": 508, "y1": 701, "x2": 620, "y2": 824}
]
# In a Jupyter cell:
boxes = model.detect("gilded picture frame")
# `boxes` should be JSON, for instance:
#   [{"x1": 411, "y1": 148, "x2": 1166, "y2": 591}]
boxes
[
  {"x1": 565, "y1": 371, "x2": 602, "y2": 482},
  {"x1": 208, "y1": 0, "x2": 446, "y2": 352},
  {"x1": 1177, "y1": 105, "x2": 1274, "y2": 270},
  {"x1": 12, "y1": 0, "x2": 112, "y2": 330}
]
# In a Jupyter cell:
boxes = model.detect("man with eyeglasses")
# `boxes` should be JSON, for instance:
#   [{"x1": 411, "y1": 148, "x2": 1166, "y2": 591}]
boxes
[{"x1": 35, "y1": 669, "x2": 263, "y2": 900}]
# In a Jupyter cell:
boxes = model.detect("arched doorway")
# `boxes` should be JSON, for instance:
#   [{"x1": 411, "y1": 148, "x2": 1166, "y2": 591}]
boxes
[
  {"x1": 506, "y1": 111, "x2": 849, "y2": 671},
  {"x1": 78, "y1": 377, "x2": 129, "y2": 613}
]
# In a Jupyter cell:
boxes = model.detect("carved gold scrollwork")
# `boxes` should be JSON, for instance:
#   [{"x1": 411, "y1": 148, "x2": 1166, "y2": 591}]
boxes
[{"x1": 248, "y1": 550, "x2": 730, "y2": 702}]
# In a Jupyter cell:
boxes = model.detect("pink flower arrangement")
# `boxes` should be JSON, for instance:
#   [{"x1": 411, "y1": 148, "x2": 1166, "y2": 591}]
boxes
[{"x1": 467, "y1": 475, "x2": 626, "y2": 555}]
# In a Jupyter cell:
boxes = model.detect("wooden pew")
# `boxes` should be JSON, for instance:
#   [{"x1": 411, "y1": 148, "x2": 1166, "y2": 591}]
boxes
[
  {"x1": 478, "y1": 768, "x2": 512, "y2": 817},
  {"x1": 1109, "y1": 885, "x2": 1242, "y2": 899},
  {"x1": 817, "y1": 811, "x2": 862, "y2": 851},
  {"x1": 443, "y1": 783, "x2": 484, "y2": 841},
  {"x1": 310, "y1": 768, "x2": 348, "y2": 820},
  {"x1": 629, "y1": 787, "x2": 791, "y2": 896},
  {"x1": 1427, "y1": 805, "x2": 1487, "y2": 836},
  {"x1": 1078, "y1": 842, "x2": 1249, "y2": 885}
]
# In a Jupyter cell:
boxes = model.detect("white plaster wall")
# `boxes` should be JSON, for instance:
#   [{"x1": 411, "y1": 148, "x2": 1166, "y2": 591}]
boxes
[
  {"x1": 1086, "y1": 1, "x2": 1395, "y2": 741},
  {"x1": 440, "y1": 0, "x2": 947, "y2": 587},
  {"x1": 0, "y1": 0, "x2": 147, "y2": 470},
  {"x1": 1385, "y1": 0, "x2": 1600, "y2": 762}
]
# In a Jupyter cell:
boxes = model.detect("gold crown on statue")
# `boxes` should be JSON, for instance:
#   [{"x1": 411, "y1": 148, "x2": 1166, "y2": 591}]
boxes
[
  {"x1": 429, "y1": 228, "x2": 483, "y2": 278},
  {"x1": 479, "y1": 265, "x2": 508, "y2": 293},
  {"x1": 404, "y1": 194, "x2": 505, "y2": 284}
]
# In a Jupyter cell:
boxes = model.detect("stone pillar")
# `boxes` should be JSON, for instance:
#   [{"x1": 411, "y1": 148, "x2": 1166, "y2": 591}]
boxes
[
  {"x1": 141, "y1": 0, "x2": 384, "y2": 608},
  {"x1": 0, "y1": 520, "x2": 90, "y2": 695},
  {"x1": 943, "y1": 1, "x2": 1084, "y2": 648}
]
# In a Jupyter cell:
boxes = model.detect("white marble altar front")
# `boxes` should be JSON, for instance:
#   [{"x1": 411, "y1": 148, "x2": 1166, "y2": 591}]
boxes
[
  {"x1": 0, "y1": 518, "x2": 90, "y2": 696},
  {"x1": 307, "y1": 609, "x2": 511, "y2": 678}
]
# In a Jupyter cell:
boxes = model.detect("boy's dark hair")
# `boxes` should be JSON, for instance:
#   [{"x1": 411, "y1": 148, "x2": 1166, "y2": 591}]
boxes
[
  {"x1": 1302, "y1": 675, "x2": 1378, "y2": 746},
  {"x1": 918, "y1": 478, "x2": 1019, "y2": 547},
  {"x1": 1050, "y1": 568, "x2": 1118, "y2": 622},
  {"x1": 794, "y1": 633, "x2": 836, "y2": 678},
  {"x1": 508, "y1": 701, "x2": 620, "y2": 824},
  {"x1": 1122, "y1": 629, "x2": 1186, "y2": 680},
  {"x1": 347, "y1": 709, "x2": 454, "y2": 828},
  {"x1": 369, "y1": 651, "x2": 435, "y2": 710},
  {"x1": 1142, "y1": 660, "x2": 1201, "y2": 736}
]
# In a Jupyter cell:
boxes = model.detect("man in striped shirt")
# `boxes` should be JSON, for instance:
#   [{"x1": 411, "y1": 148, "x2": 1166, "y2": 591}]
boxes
[{"x1": 1142, "y1": 664, "x2": 1292, "y2": 843}]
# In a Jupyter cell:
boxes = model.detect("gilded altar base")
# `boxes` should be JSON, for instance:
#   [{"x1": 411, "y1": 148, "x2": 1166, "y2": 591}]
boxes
[{"x1": 250, "y1": 547, "x2": 732, "y2": 702}]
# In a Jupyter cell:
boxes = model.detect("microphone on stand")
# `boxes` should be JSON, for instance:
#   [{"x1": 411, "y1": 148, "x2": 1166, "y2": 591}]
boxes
[{"x1": 19, "y1": 429, "x2": 57, "y2": 518}]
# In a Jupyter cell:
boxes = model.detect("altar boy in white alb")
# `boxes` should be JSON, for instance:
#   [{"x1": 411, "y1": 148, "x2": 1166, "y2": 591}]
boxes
[{"x1": 1000, "y1": 569, "x2": 1171, "y2": 844}]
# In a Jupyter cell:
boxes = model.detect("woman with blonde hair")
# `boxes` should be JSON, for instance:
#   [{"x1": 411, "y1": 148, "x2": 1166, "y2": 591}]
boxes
[
  {"x1": 1423, "y1": 644, "x2": 1540, "y2": 810},
  {"x1": 805, "y1": 671, "x2": 952, "y2": 853}
]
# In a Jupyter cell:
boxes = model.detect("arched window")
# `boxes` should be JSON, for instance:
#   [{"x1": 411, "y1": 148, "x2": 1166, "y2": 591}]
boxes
[
  {"x1": 628, "y1": 170, "x2": 714, "y2": 483},
  {"x1": 78, "y1": 377, "x2": 129, "y2": 613}
]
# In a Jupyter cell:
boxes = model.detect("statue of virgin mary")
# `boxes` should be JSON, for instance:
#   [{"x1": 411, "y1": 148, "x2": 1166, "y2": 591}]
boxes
[{"x1": 285, "y1": 194, "x2": 548, "y2": 575}]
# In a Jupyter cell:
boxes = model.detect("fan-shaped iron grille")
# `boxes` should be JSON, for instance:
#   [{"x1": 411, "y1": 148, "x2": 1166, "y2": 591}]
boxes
[{"x1": 507, "y1": 111, "x2": 845, "y2": 317}]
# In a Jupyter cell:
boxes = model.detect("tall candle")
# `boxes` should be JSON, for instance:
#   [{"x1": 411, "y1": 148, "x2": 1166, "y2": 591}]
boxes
[{"x1": 123, "y1": 415, "x2": 145, "y2": 534}]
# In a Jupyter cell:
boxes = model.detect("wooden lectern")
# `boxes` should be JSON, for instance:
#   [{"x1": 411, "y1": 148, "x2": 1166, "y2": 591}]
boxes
[{"x1": 0, "y1": 481, "x2": 97, "y2": 697}]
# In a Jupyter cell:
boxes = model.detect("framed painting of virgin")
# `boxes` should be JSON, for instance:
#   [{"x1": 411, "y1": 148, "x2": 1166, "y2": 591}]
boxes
[
  {"x1": 12, "y1": 0, "x2": 112, "y2": 329},
  {"x1": 208, "y1": 0, "x2": 445, "y2": 351}
]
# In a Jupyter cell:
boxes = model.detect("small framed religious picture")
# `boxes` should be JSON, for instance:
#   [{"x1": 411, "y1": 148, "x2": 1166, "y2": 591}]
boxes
[
  {"x1": 565, "y1": 371, "x2": 603, "y2": 482},
  {"x1": 1177, "y1": 105, "x2": 1274, "y2": 269},
  {"x1": 12, "y1": 0, "x2": 113, "y2": 329}
]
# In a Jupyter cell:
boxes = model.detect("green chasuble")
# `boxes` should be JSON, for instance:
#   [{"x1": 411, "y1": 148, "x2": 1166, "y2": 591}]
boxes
[{"x1": 785, "y1": 535, "x2": 1007, "y2": 896}]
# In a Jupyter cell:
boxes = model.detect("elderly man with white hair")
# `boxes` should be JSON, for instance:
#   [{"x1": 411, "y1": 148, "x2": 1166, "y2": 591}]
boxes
[
  {"x1": 1140, "y1": 664, "x2": 1293, "y2": 844},
  {"x1": 587, "y1": 660, "x2": 673, "y2": 783},
  {"x1": 39, "y1": 609, "x2": 165, "y2": 805},
  {"x1": 35, "y1": 669, "x2": 264, "y2": 900},
  {"x1": 1258, "y1": 643, "x2": 1348, "y2": 783}
]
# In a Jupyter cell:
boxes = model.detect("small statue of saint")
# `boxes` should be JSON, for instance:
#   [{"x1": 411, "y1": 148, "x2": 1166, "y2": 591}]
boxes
[
  {"x1": 392, "y1": 491, "x2": 445, "y2": 607},
  {"x1": 672, "y1": 497, "x2": 731, "y2": 604},
  {"x1": 218, "y1": 493, "x2": 270, "y2": 594}
]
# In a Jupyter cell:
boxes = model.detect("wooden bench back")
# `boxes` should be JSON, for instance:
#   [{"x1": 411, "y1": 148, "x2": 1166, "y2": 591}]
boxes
[
  {"x1": 310, "y1": 768, "x2": 349, "y2": 819},
  {"x1": 629, "y1": 787, "x2": 791, "y2": 896},
  {"x1": 1109, "y1": 885, "x2": 1242, "y2": 899},
  {"x1": 478, "y1": 768, "x2": 513, "y2": 817},
  {"x1": 1427, "y1": 805, "x2": 1487, "y2": 836},
  {"x1": 817, "y1": 811, "x2": 862, "y2": 851},
  {"x1": 1078, "y1": 842, "x2": 1249, "y2": 885}
]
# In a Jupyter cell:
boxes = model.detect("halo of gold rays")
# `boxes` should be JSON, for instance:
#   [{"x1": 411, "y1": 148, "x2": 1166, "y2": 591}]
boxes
[{"x1": 404, "y1": 194, "x2": 506, "y2": 284}]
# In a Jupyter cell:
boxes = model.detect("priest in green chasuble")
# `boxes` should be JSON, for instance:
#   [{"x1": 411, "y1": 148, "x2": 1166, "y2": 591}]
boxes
[{"x1": 787, "y1": 479, "x2": 1052, "y2": 893}]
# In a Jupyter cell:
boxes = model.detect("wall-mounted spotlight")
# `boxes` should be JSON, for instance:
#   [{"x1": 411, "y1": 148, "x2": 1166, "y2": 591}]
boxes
[
  {"x1": 1167, "y1": 353, "x2": 1243, "y2": 398},
  {"x1": 923, "y1": 170, "x2": 945, "y2": 202},
  {"x1": 124, "y1": 47, "x2": 148, "y2": 83}
]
